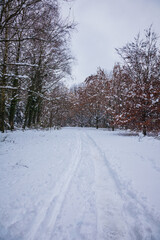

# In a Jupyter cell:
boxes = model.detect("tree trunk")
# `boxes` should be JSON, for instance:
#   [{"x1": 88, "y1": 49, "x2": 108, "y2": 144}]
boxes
[
  {"x1": 0, "y1": 89, "x2": 5, "y2": 132},
  {"x1": 0, "y1": 8, "x2": 9, "y2": 132},
  {"x1": 23, "y1": 94, "x2": 33, "y2": 128},
  {"x1": 9, "y1": 97, "x2": 17, "y2": 130},
  {"x1": 49, "y1": 111, "x2": 53, "y2": 128},
  {"x1": 36, "y1": 97, "x2": 42, "y2": 124},
  {"x1": 142, "y1": 111, "x2": 147, "y2": 136},
  {"x1": 143, "y1": 125, "x2": 146, "y2": 136},
  {"x1": 9, "y1": 38, "x2": 21, "y2": 130},
  {"x1": 96, "y1": 116, "x2": 98, "y2": 129}
]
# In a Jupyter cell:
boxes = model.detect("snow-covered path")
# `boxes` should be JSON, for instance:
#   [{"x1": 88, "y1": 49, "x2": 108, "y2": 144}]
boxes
[{"x1": 0, "y1": 128, "x2": 160, "y2": 239}]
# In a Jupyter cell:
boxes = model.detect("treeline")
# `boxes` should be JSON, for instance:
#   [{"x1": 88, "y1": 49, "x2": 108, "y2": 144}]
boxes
[
  {"x1": 0, "y1": 0, "x2": 74, "y2": 132},
  {"x1": 1, "y1": 8, "x2": 160, "y2": 136},
  {"x1": 68, "y1": 28, "x2": 160, "y2": 135}
]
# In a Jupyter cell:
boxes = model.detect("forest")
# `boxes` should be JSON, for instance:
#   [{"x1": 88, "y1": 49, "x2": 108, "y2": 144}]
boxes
[{"x1": 0, "y1": 0, "x2": 160, "y2": 135}]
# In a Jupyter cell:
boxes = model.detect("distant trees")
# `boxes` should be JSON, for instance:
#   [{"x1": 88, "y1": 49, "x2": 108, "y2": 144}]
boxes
[
  {"x1": 84, "y1": 68, "x2": 108, "y2": 129},
  {"x1": 68, "y1": 68, "x2": 110, "y2": 128},
  {"x1": 66, "y1": 27, "x2": 160, "y2": 135},
  {"x1": 41, "y1": 83, "x2": 72, "y2": 128}
]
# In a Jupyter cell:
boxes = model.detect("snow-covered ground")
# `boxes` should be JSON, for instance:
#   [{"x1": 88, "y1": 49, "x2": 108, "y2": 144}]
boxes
[{"x1": 0, "y1": 127, "x2": 160, "y2": 240}]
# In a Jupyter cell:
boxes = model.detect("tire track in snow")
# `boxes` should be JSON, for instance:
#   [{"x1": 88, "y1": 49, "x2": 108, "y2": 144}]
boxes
[
  {"x1": 84, "y1": 132, "x2": 129, "y2": 240},
  {"x1": 86, "y1": 132, "x2": 160, "y2": 240},
  {"x1": 50, "y1": 131, "x2": 98, "y2": 240},
  {"x1": 27, "y1": 132, "x2": 82, "y2": 240}
]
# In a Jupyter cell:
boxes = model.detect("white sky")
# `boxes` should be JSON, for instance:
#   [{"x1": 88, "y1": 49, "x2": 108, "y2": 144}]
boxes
[{"x1": 61, "y1": 0, "x2": 160, "y2": 86}]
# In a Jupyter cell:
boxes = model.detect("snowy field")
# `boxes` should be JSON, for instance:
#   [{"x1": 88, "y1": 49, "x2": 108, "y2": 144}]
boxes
[{"x1": 0, "y1": 127, "x2": 160, "y2": 240}]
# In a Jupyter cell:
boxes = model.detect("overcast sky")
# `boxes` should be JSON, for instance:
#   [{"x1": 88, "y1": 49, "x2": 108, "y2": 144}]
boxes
[{"x1": 62, "y1": 0, "x2": 160, "y2": 86}]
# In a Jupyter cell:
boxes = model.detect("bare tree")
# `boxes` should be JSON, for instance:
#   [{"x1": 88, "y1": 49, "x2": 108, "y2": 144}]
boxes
[
  {"x1": 116, "y1": 27, "x2": 160, "y2": 135},
  {"x1": 0, "y1": 0, "x2": 75, "y2": 132}
]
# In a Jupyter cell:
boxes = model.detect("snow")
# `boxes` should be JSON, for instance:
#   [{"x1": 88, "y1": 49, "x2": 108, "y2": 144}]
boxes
[
  {"x1": 0, "y1": 128, "x2": 160, "y2": 239},
  {"x1": 0, "y1": 86, "x2": 18, "y2": 90},
  {"x1": 3, "y1": 74, "x2": 30, "y2": 79},
  {"x1": 8, "y1": 63, "x2": 38, "y2": 67}
]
